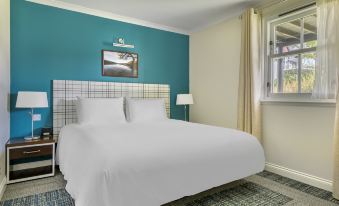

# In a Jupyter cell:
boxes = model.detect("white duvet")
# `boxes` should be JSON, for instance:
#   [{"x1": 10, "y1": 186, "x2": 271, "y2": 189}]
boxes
[{"x1": 56, "y1": 120, "x2": 265, "y2": 206}]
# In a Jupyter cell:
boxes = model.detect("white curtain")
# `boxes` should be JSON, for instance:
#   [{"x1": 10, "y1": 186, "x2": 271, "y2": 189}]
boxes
[
  {"x1": 313, "y1": 0, "x2": 339, "y2": 99},
  {"x1": 237, "y1": 8, "x2": 262, "y2": 141},
  {"x1": 315, "y1": 0, "x2": 339, "y2": 199}
]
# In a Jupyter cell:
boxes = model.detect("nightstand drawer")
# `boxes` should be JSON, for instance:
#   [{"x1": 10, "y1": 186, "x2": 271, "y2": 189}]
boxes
[
  {"x1": 9, "y1": 145, "x2": 53, "y2": 160},
  {"x1": 10, "y1": 166, "x2": 53, "y2": 181}
]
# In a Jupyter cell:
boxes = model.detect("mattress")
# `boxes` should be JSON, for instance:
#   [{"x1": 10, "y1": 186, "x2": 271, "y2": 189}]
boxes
[{"x1": 56, "y1": 120, "x2": 265, "y2": 206}]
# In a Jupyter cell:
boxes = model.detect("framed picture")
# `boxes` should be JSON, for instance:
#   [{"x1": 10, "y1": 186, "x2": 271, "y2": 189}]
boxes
[{"x1": 102, "y1": 50, "x2": 138, "y2": 78}]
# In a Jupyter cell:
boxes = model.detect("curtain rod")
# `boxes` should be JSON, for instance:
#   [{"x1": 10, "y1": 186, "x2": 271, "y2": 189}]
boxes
[{"x1": 278, "y1": 2, "x2": 316, "y2": 17}]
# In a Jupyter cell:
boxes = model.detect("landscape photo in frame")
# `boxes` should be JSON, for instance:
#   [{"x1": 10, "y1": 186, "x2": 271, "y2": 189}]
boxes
[{"x1": 102, "y1": 50, "x2": 138, "y2": 78}]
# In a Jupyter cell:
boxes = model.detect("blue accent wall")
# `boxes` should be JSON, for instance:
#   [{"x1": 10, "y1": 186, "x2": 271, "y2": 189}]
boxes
[{"x1": 10, "y1": 0, "x2": 189, "y2": 138}]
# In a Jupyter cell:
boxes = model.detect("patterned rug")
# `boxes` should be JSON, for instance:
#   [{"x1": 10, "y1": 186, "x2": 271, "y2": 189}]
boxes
[{"x1": 1, "y1": 171, "x2": 339, "y2": 206}]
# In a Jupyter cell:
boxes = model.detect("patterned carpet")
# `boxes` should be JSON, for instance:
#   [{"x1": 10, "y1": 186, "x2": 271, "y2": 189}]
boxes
[{"x1": 1, "y1": 170, "x2": 339, "y2": 206}]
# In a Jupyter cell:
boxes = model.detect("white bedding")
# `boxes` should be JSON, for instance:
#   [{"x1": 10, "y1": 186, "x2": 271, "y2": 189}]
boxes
[{"x1": 56, "y1": 120, "x2": 265, "y2": 206}]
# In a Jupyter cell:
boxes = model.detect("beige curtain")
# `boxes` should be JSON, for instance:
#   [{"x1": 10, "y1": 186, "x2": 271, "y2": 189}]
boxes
[
  {"x1": 329, "y1": 0, "x2": 339, "y2": 197},
  {"x1": 237, "y1": 8, "x2": 262, "y2": 141},
  {"x1": 334, "y1": 94, "x2": 339, "y2": 198}
]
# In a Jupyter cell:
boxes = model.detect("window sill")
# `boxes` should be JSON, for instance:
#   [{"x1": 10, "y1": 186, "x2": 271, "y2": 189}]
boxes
[{"x1": 260, "y1": 98, "x2": 336, "y2": 107}]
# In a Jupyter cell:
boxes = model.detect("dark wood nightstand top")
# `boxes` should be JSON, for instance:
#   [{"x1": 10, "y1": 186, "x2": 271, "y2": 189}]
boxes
[{"x1": 6, "y1": 136, "x2": 55, "y2": 148}]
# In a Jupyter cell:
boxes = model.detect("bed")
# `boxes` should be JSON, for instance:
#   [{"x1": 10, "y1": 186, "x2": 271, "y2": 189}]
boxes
[{"x1": 53, "y1": 80, "x2": 265, "y2": 206}]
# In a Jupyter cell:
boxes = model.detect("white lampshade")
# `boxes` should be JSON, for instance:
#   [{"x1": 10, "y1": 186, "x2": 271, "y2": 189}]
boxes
[
  {"x1": 176, "y1": 94, "x2": 194, "y2": 105},
  {"x1": 16, "y1": 91, "x2": 48, "y2": 108}
]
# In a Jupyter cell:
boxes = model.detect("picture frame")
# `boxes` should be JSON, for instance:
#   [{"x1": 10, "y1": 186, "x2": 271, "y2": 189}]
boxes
[{"x1": 102, "y1": 50, "x2": 138, "y2": 78}]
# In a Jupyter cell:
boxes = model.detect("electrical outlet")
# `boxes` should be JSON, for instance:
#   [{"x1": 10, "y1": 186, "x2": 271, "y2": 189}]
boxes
[{"x1": 32, "y1": 114, "x2": 41, "y2": 121}]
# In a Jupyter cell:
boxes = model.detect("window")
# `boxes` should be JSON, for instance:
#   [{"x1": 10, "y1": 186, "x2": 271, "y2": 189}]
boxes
[{"x1": 266, "y1": 8, "x2": 317, "y2": 99}]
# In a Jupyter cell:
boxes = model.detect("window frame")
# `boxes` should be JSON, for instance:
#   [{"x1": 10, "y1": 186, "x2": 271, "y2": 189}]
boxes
[{"x1": 264, "y1": 6, "x2": 317, "y2": 101}]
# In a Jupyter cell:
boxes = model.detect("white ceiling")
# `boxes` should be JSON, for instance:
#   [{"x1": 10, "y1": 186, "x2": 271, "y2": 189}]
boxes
[{"x1": 54, "y1": 0, "x2": 271, "y2": 33}]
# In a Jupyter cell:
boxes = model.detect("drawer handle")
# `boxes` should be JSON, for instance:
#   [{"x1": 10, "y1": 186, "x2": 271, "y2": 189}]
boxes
[{"x1": 23, "y1": 150, "x2": 41, "y2": 154}]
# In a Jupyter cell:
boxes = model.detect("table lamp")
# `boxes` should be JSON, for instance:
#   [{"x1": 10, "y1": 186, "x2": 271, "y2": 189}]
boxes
[
  {"x1": 176, "y1": 94, "x2": 194, "y2": 121},
  {"x1": 16, "y1": 91, "x2": 48, "y2": 140}
]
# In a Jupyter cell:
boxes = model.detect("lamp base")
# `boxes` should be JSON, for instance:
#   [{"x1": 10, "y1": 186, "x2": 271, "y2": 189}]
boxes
[{"x1": 24, "y1": 136, "x2": 41, "y2": 141}]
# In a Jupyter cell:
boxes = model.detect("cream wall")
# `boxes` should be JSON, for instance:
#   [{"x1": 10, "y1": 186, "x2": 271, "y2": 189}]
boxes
[
  {"x1": 190, "y1": 18, "x2": 241, "y2": 129},
  {"x1": 262, "y1": 103, "x2": 335, "y2": 180},
  {"x1": 0, "y1": 0, "x2": 10, "y2": 188},
  {"x1": 190, "y1": 16, "x2": 336, "y2": 187}
]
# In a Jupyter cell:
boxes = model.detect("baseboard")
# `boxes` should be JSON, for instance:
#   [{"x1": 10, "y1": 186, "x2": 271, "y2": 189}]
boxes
[
  {"x1": 265, "y1": 162, "x2": 333, "y2": 192},
  {"x1": 0, "y1": 176, "x2": 6, "y2": 199}
]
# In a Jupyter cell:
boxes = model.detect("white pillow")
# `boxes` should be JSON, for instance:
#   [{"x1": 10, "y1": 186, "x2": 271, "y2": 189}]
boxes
[
  {"x1": 76, "y1": 97, "x2": 126, "y2": 125},
  {"x1": 126, "y1": 98, "x2": 168, "y2": 122}
]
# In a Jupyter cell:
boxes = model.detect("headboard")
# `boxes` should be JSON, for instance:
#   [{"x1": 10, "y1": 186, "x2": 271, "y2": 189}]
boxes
[{"x1": 52, "y1": 80, "x2": 170, "y2": 140}]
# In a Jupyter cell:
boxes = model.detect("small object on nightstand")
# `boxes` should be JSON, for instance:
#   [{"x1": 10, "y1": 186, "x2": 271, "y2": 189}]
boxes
[
  {"x1": 41, "y1": 127, "x2": 53, "y2": 138},
  {"x1": 24, "y1": 136, "x2": 39, "y2": 141},
  {"x1": 6, "y1": 137, "x2": 56, "y2": 184}
]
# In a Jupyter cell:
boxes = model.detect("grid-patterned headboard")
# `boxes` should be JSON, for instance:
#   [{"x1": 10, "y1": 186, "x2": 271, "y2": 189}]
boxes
[{"x1": 53, "y1": 80, "x2": 170, "y2": 140}]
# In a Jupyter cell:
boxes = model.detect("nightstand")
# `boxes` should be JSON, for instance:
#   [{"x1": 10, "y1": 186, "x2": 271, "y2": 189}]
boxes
[{"x1": 6, "y1": 137, "x2": 55, "y2": 184}]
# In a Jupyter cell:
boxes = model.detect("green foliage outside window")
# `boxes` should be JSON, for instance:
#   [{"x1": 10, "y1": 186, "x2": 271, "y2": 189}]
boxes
[{"x1": 272, "y1": 41, "x2": 316, "y2": 93}]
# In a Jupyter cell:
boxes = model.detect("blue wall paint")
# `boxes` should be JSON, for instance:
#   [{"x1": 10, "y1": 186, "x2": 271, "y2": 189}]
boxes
[{"x1": 10, "y1": 0, "x2": 189, "y2": 138}]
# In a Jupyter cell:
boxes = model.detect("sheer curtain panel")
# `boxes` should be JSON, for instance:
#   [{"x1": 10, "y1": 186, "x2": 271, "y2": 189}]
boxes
[
  {"x1": 313, "y1": 0, "x2": 339, "y2": 99},
  {"x1": 315, "y1": 0, "x2": 339, "y2": 199}
]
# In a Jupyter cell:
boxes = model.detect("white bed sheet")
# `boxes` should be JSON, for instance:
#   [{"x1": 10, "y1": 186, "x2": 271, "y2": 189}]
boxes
[{"x1": 56, "y1": 120, "x2": 265, "y2": 206}]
